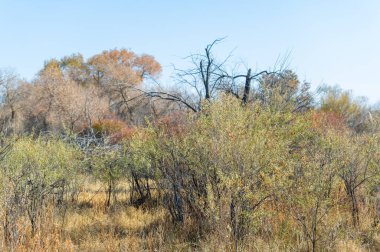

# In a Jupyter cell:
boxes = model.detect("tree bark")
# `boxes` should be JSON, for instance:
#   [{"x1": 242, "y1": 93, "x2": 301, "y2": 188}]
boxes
[{"x1": 242, "y1": 69, "x2": 252, "y2": 104}]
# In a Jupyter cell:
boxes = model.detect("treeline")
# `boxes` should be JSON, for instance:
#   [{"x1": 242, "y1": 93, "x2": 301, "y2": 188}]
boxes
[
  {"x1": 0, "y1": 41, "x2": 379, "y2": 251},
  {"x1": 0, "y1": 49, "x2": 162, "y2": 134}
]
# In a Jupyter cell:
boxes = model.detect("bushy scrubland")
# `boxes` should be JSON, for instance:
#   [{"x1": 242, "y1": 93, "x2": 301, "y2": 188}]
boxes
[
  {"x1": 0, "y1": 43, "x2": 380, "y2": 251},
  {"x1": 0, "y1": 95, "x2": 379, "y2": 251}
]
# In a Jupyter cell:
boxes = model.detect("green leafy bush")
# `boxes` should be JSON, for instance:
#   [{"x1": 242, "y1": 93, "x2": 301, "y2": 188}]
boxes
[{"x1": 0, "y1": 136, "x2": 81, "y2": 245}]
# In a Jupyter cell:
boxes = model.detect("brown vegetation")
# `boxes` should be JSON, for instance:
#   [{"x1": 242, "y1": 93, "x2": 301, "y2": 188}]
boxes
[{"x1": 0, "y1": 42, "x2": 379, "y2": 251}]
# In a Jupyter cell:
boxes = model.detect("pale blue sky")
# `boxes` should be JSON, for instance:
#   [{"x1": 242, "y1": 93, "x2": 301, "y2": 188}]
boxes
[{"x1": 1, "y1": 1, "x2": 379, "y2": 102}]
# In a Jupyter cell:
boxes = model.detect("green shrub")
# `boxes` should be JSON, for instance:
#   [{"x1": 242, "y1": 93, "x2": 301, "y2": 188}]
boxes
[{"x1": 0, "y1": 136, "x2": 81, "y2": 245}]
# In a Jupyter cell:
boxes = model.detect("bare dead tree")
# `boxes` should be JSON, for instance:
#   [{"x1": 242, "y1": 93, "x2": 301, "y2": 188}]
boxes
[
  {"x1": 173, "y1": 38, "x2": 232, "y2": 110},
  {"x1": 141, "y1": 39, "x2": 275, "y2": 112},
  {"x1": 0, "y1": 70, "x2": 24, "y2": 134}
]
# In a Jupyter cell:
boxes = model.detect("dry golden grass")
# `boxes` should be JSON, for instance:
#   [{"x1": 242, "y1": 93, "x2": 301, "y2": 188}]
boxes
[
  {"x1": 1, "y1": 178, "x2": 379, "y2": 251},
  {"x1": 60, "y1": 179, "x2": 171, "y2": 251}
]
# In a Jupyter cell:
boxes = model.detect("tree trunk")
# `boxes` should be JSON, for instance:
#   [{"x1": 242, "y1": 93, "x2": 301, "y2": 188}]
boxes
[
  {"x1": 106, "y1": 177, "x2": 112, "y2": 207},
  {"x1": 242, "y1": 69, "x2": 252, "y2": 104},
  {"x1": 171, "y1": 182, "x2": 184, "y2": 223},
  {"x1": 134, "y1": 175, "x2": 145, "y2": 200},
  {"x1": 146, "y1": 177, "x2": 151, "y2": 198},
  {"x1": 344, "y1": 181, "x2": 360, "y2": 228},
  {"x1": 230, "y1": 199, "x2": 239, "y2": 252},
  {"x1": 350, "y1": 190, "x2": 360, "y2": 228}
]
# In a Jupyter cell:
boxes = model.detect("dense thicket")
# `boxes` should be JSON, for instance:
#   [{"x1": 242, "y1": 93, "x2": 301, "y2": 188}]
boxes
[{"x1": 0, "y1": 43, "x2": 379, "y2": 251}]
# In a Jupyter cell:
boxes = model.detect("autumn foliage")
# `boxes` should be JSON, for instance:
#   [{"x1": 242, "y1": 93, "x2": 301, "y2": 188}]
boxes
[{"x1": 0, "y1": 45, "x2": 380, "y2": 252}]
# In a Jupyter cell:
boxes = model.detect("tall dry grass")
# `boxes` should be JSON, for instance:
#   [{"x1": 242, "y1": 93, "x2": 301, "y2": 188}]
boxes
[{"x1": 0, "y1": 178, "x2": 379, "y2": 251}]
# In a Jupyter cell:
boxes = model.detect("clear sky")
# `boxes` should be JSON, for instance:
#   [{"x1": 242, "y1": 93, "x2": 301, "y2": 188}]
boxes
[{"x1": 1, "y1": 1, "x2": 379, "y2": 103}]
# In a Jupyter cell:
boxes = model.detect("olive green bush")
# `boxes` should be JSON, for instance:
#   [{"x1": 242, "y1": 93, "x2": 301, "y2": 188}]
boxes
[
  {"x1": 0, "y1": 136, "x2": 81, "y2": 246},
  {"x1": 122, "y1": 94, "x2": 380, "y2": 250},
  {"x1": 126, "y1": 96, "x2": 311, "y2": 247},
  {"x1": 90, "y1": 146, "x2": 124, "y2": 207}
]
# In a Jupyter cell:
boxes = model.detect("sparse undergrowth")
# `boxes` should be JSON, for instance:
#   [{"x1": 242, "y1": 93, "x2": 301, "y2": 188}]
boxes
[{"x1": 0, "y1": 179, "x2": 379, "y2": 251}]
